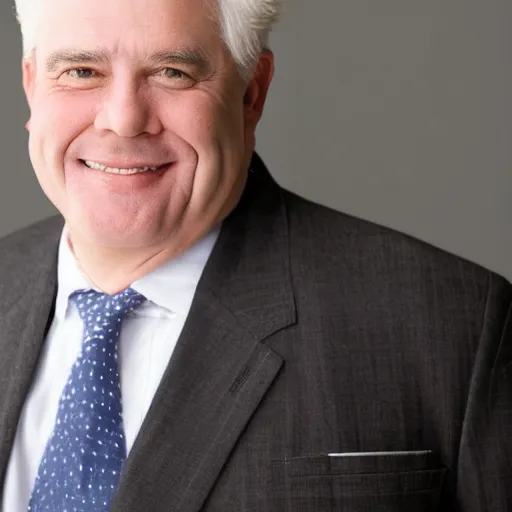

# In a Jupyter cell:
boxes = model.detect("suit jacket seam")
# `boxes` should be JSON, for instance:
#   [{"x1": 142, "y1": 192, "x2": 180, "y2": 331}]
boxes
[{"x1": 455, "y1": 269, "x2": 491, "y2": 510}]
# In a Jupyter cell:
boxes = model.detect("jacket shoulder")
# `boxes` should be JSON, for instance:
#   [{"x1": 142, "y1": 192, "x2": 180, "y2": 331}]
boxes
[
  {"x1": 282, "y1": 189, "x2": 512, "y2": 310},
  {"x1": 0, "y1": 215, "x2": 63, "y2": 285}
]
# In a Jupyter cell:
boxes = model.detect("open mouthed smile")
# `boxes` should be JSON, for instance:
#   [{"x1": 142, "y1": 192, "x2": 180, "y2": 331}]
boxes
[{"x1": 80, "y1": 159, "x2": 172, "y2": 175}]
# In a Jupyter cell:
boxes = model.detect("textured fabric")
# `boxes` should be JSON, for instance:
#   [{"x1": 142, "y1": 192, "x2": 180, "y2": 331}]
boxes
[
  {"x1": 0, "y1": 153, "x2": 511, "y2": 511},
  {"x1": 3, "y1": 224, "x2": 218, "y2": 512},
  {"x1": 28, "y1": 288, "x2": 145, "y2": 511}
]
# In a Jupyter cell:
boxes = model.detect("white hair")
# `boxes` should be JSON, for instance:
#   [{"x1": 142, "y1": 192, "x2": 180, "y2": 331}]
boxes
[{"x1": 13, "y1": 0, "x2": 283, "y2": 80}]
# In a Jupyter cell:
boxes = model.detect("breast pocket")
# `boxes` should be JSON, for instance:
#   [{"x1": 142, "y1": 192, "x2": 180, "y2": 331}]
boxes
[{"x1": 284, "y1": 451, "x2": 446, "y2": 512}]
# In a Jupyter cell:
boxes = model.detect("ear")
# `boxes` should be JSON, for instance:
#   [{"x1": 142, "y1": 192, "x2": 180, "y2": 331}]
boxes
[
  {"x1": 243, "y1": 51, "x2": 275, "y2": 131},
  {"x1": 21, "y1": 55, "x2": 36, "y2": 131}
]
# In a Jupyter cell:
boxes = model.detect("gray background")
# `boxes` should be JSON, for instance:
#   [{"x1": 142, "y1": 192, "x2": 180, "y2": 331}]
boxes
[{"x1": 1, "y1": 0, "x2": 511, "y2": 280}]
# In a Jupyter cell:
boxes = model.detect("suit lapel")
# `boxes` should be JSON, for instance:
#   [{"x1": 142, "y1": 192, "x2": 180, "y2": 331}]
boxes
[
  {"x1": 113, "y1": 292, "x2": 284, "y2": 512},
  {"x1": 113, "y1": 155, "x2": 296, "y2": 512},
  {"x1": 0, "y1": 219, "x2": 61, "y2": 489}
]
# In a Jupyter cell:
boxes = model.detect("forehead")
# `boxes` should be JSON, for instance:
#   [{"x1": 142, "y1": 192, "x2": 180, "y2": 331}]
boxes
[{"x1": 37, "y1": 0, "x2": 221, "y2": 59}]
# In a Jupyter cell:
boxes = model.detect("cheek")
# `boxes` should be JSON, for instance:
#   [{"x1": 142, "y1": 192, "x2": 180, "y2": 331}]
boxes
[
  {"x1": 28, "y1": 92, "x2": 94, "y2": 202},
  {"x1": 158, "y1": 92, "x2": 244, "y2": 153},
  {"x1": 156, "y1": 93, "x2": 246, "y2": 214},
  {"x1": 30, "y1": 93, "x2": 93, "y2": 164}
]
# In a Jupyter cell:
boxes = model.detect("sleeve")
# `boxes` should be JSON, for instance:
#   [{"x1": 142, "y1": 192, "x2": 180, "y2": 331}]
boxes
[{"x1": 456, "y1": 271, "x2": 512, "y2": 511}]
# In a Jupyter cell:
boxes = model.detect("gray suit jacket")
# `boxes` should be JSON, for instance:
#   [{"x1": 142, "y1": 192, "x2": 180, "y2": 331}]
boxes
[{"x1": 0, "y1": 153, "x2": 511, "y2": 511}]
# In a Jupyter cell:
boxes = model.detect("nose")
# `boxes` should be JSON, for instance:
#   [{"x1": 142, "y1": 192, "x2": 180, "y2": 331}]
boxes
[{"x1": 94, "y1": 79, "x2": 163, "y2": 138}]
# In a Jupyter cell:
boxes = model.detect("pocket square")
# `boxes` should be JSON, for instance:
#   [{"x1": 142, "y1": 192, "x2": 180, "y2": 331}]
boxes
[{"x1": 328, "y1": 450, "x2": 433, "y2": 457}]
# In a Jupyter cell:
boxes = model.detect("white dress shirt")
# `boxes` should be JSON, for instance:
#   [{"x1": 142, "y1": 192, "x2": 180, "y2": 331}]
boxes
[{"x1": 2, "y1": 225, "x2": 220, "y2": 512}]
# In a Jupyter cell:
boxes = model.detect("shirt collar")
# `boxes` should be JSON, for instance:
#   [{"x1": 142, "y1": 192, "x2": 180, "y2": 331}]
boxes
[{"x1": 54, "y1": 225, "x2": 220, "y2": 320}]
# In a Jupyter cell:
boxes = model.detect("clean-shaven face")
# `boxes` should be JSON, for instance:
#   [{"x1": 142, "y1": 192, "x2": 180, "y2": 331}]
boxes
[{"x1": 22, "y1": 0, "x2": 269, "y2": 250}]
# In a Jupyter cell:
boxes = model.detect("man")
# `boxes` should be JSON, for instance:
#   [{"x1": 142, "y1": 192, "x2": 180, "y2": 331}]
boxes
[{"x1": 0, "y1": 0, "x2": 510, "y2": 510}]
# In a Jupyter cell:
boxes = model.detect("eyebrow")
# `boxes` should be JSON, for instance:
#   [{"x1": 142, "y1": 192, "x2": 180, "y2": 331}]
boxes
[
  {"x1": 45, "y1": 49, "x2": 109, "y2": 73},
  {"x1": 44, "y1": 47, "x2": 212, "y2": 74},
  {"x1": 144, "y1": 49, "x2": 211, "y2": 73}
]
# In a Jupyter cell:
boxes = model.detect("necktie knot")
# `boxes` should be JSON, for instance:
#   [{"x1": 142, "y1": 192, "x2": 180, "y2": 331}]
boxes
[{"x1": 71, "y1": 288, "x2": 146, "y2": 323}]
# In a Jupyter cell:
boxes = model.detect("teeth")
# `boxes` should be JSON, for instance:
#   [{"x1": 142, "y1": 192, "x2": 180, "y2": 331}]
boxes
[{"x1": 84, "y1": 160, "x2": 160, "y2": 174}]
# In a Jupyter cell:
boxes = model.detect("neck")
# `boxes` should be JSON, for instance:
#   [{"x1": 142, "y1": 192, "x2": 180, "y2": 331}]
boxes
[{"x1": 67, "y1": 234, "x2": 189, "y2": 295}]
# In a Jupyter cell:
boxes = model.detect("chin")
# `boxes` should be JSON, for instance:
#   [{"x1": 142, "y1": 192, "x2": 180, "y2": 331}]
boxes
[{"x1": 69, "y1": 212, "x2": 167, "y2": 249}]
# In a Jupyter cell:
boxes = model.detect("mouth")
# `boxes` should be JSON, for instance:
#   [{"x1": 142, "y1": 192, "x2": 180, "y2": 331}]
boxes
[{"x1": 79, "y1": 159, "x2": 173, "y2": 175}]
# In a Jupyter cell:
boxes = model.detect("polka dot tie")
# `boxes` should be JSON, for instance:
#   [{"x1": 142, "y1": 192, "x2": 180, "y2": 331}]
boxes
[{"x1": 28, "y1": 288, "x2": 146, "y2": 512}]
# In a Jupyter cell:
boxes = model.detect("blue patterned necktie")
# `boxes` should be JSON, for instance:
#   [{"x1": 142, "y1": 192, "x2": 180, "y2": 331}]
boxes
[{"x1": 28, "y1": 288, "x2": 146, "y2": 512}]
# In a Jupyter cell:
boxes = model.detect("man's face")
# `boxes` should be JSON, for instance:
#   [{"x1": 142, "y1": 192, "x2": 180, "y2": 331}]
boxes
[{"x1": 22, "y1": 0, "x2": 273, "y2": 250}]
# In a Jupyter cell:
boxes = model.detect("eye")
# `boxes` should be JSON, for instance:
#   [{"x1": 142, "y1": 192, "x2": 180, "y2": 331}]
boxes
[
  {"x1": 65, "y1": 68, "x2": 98, "y2": 80},
  {"x1": 156, "y1": 67, "x2": 196, "y2": 89},
  {"x1": 56, "y1": 68, "x2": 102, "y2": 89},
  {"x1": 160, "y1": 68, "x2": 189, "y2": 80}
]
